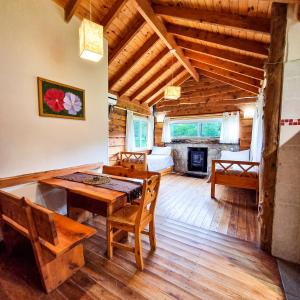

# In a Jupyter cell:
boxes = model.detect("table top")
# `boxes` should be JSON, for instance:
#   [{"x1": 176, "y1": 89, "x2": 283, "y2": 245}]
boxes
[{"x1": 39, "y1": 171, "x2": 144, "y2": 204}]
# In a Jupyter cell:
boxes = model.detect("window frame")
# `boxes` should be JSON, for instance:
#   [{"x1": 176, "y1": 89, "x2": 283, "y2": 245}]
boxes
[
  {"x1": 133, "y1": 115, "x2": 148, "y2": 150},
  {"x1": 169, "y1": 118, "x2": 222, "y2": 139}
]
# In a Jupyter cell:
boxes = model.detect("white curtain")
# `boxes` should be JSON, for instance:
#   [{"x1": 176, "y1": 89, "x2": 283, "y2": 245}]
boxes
[
  {"x1": 220, "y1": 112, "x2": 240, "y2": 144},
  {"x1": 250, "y1": 95, "x2": 264, "y2": 162},
  {"x1": 162, "y1": 117, "x2": 171, "y2": 143},
  {"x1": 147, "y1": 115, "x2": 154, "y2": 149},
  {"x1": 125, "y1": 110, "x2": 135, "y2": 151}
]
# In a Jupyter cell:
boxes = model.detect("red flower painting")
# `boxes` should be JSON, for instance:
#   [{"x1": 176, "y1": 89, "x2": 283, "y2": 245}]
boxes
[{"x1": 44, "y1": 88, "x2": 65, "y2": 112}]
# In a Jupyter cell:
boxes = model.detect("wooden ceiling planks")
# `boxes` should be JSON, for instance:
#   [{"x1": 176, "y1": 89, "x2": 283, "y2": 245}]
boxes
[{"x1": 55, "y1": 0, "x2": 280, "y2": 115}]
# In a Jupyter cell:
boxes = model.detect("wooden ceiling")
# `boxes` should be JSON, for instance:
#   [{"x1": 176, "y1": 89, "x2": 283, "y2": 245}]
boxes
[{"x1": 53, "y1": 0, "x2": 296, "y2": 116}]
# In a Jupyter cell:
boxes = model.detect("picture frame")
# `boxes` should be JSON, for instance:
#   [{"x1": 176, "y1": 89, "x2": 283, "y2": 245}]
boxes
[{"x1": 38, "y1": 77, "x2": 85, "y2": 120}]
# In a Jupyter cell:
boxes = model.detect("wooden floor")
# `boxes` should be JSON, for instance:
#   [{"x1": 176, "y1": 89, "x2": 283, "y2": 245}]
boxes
[
  {"x1": 156, "y1": 174, "x2": 258, "y2": 243},
  {"x1": 0, "y1": 214, "x2": 284, "y2": 300}
]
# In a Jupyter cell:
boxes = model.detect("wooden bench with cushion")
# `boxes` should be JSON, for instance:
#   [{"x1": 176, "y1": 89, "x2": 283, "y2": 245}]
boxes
[{"x1": 0, "y1": 190, "x2": 96, "y2": 293}]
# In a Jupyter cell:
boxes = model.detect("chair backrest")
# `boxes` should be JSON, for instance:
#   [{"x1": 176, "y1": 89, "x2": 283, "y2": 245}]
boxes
[
  {"x1": 0, "y1": 190, "x2": 58, "y2": 245},
  {"x1": 119, "y1": 152, "x2": 147, "y2": 171},
  {"x1": 103, "y1": 165, "x2": 157, "y2": 180},
  {"x1": 136, "y1": 174, "x2": 161, "y2": 226}
]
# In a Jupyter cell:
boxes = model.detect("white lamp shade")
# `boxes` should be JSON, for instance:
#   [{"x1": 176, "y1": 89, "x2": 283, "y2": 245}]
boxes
[
  {"x1": 79, "y1": 19, "x2": 104, "y2": 62},
  {"x1": 164, "y1": 86, "x2": 181, "y2": 100},
  {"x1": 156, "y1": 112, "x2": 166, "y2": 123}
]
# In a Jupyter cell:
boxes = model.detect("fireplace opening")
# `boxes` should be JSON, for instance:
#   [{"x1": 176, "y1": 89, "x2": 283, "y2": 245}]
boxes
[{"x1": 188, "y1": 147, "x2": 208, "y2": 173}]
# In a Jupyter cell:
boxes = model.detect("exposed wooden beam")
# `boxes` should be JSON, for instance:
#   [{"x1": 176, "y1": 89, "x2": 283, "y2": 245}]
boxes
[
  {"x1": 148, "y1": 73, "x2": 191, "y2": 107},
  {"x1": 180, "y1": 85, "x2": 240, "y2": 99},
  {"x1": 191, "y1": 60, "x2": 261, "y2": 87},
  {"x1": 158, "y1": 90, "x2": 254, "y2": 108},
  {"x1": 259, "y1": 3, "x2": 287, "y2": 253},
  {"x1": 184, "y1": 49, "x2": 264, "y2": 80},
  {"x1": 65, "y1": 0, "x2": 82, "y2": 22},
  {"x1": 167, "y1": 24, "x2": 269, "y2": 56},
  {"x1": 167, "y1": 106, "x2": 240, "y2": 117},
  {"x1": 140, "y1": 66, "x2": 185, "y2": 104},
  {"x1": 118, "y1": 48, "x2": 169, "y2": 96},
  {"x1": 130, "y1": 59, "x2": 175, "y2": 100},
  {"x1": 177, "y1": 39, "x2": 266, "y2": 70},
  {"x1": 101, "y1": 0, "x2": 127, "y2": 29},
  {"x1": 134, "y1": 0, "x2": 199, "y2": 81},
  {"x1": 200, "y1": 70, "x2": 260, "y2": 94},
  {"x1": 153, "y1": 4, "x2": 271, "y2": 34},
  {"x1": 181, "y1": 83, "x2": 229, "y2": 94},
  {"x1": 109, "y1": 34, "x2": 159, "y2": 89},
  {"x1": 109, "y1": 17, "x2": 145, "y2": 65}
]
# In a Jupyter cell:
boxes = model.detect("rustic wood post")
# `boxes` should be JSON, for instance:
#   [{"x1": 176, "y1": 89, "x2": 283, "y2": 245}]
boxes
[{"x1": 258, "y1": 3, "x2": 287, "y2": 252}]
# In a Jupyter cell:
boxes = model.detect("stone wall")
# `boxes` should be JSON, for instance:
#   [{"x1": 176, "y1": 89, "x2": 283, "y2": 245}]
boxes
[{"x1": 167, "y1": 142, "x2": 239, "y2": 174}]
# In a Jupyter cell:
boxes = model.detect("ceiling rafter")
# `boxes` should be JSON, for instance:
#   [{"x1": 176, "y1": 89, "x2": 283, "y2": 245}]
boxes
[
  {"x1": 65, "y1": 0, "x2": 82, "y2": 22},
  {"x1": 109, "y1": 34, "x2": 160, "y2": 89},
  {"x1": 153, "y1": 4, "x2": 271, "y2": 34},
  {"x1": 130, "y1": 58, "x2": 175, "y2": 100},
  {"x1": 134, "y1": 0, "x2": 199, "y2": 82},
  {"x1": 181, "y1": 83, "x2": 229, "y2": 94},
  {"x1": 176, "y1": 39, "x2": 266, "y2": 70},
  {"x1": 118, "y1": 48, "x2": 169, "y2": 96},
  {"x1": 191, "y1": 60, "x2": 261, "y2": 88},
  {"x1": 199, "y1": 70, "x2": 260, "y2": 94},
  {"x1": 167, "y1": 23, "x2": 269, "y2": 57},
  {"x1": 148, "y1": 73, "x2": 191, "y2": 107},
  {"x1": 139, "y1": 66, "x2": 186, "y2": 104},
  {"x1": 109, "y1": 17, "x2": 145, "y2": 65},
  {"x1": 184, "y1": 49, "x2": 264, "y2": 80},
  {"x1": 101, "y1": 0, "x2": 127, "y2": 29}
]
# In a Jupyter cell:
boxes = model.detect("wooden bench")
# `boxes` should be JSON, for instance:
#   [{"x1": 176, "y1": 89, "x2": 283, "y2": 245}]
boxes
[{"x1": 0, "y1": 190, "x2": 96, "y2": 293}]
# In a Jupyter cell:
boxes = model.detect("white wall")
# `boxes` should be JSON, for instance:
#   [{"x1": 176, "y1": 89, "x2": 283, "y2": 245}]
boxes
[
  {"x1": 0, "y1": 0, "x2": 108, "y2": 178},
  {"x1": 272, "y1": 4, "x2": 300, "y2": 264}
]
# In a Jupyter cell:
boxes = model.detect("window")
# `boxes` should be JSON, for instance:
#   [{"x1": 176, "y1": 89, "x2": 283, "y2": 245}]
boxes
[
  {"x1": 170, "y1": 119, "x2": 221, "y2": 139},
  {"x1": 133, "y1": 117, "x2": 148, "y2": 149}
]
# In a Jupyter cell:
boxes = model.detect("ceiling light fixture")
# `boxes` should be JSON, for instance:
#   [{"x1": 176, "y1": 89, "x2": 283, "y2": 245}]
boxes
[
  {"x1": 79, "y1": 0, "x2": 104, "y2": 62},
  {"x1": 164, "y1": 49, "x2": 181, "y2": 100}
]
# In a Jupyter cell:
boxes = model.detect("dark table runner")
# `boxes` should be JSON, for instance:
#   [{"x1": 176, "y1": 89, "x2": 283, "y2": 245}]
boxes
[{"x1": 56, "y1": 172, "x2": 142, "y2": 202}]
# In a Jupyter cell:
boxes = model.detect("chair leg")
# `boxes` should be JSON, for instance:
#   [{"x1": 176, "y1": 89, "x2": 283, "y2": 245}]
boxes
[
  {"x1": 107, "y1": 221, "x2": 113, "y2": 259},
  {"x1": 149, "y1": 220, "x2": 156, "y2": 251},
  {"x1": 134, "y1": 230, "x2": 144, "y2": 271}
]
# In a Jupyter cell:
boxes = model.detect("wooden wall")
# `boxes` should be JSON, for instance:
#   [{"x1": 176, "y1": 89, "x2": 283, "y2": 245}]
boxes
[
  {"x1": 154, "y1": 122, "x2": 164, "y2": 146},
  {"x1": 109, "y1": 107, "x2": 126, "y2": 165}
]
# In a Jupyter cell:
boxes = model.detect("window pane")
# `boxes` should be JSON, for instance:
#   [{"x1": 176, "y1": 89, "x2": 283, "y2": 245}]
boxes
[
  {"x1": 140, "y1": 120, "x2": 147, "y2": 148},
  {"x1": 201, "y1": 122, "x2": 221, "y2": 137},
  {"x1": 134, "y1": 120, "x2": 140, "y2": 148},
  {"x1": 170, "y1": 123, "x2": 198, "y2": 137}
]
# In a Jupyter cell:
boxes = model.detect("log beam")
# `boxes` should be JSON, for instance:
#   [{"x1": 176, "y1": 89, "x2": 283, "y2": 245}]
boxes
[
  {"x1": 177, "y1": 39, "x2": 266, "y2": 70},
  {"x1": 139, "y1": 66, "x2": 185, "y2": 104},
  {"x1": 118, "y1": 48, "x2": 169, "y2": 96},
  {"x1": 258, "y1": 3, "x2": 287, "y2": 252},
  {"x1": 184, "y1": 49, "x2": 264, "y2": 80},
  {"x1": 101, "y1": 0, "x2": 127, "y2": 29},
  {"x1": 167, "y1": 106, "x2": 240, "y2": 117},
  {"x1": 134, "y1": 0, "x2": 199, "y2": 81},
  {"x1": 199, "y1": 70, "x2": 260, "y2": 94},
  {"x1": 153, "y1": 4, "x2": 271, "y2": 34},
  {"x1": 191, "y1": 60, "x2": 261, "y2": 87},
  {"x1": 65, "y1": 0, "x2": 82, "y2": 22},
  {"x1": 109, "y1": 34, "x2": 159, "y2": 89},
  {"x1": 167, "y1": 23, "x2": 269, "y2": 56},
  {"x1": 109, "y1": 17, "x2": 145, "y2": 65}
]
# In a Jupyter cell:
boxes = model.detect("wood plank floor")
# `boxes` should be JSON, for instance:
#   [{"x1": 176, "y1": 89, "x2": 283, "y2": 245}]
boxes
[
  {"x1": 0, "y1": 215, "x2": 284, "y2": 300},
  {"x1": 156, "y1": 174, "x2": 258, "y2": 243}
]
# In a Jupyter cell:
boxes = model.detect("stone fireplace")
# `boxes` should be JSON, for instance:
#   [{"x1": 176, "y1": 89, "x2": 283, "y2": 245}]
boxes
[{"x1": 167, "y1": 141, "x2": 239, "y2": 175}]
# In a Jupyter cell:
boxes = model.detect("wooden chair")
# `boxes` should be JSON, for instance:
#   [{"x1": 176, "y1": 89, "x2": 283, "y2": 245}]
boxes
[
  {"x1": 118, "y1": 151, "x2": 147, "y2": 171},
  {"x1": 106, "y1": 173, "x2": 161, "y2": 270},
  {"x1": 0, "y1": 191, "x2": 96, "y2": 293}
]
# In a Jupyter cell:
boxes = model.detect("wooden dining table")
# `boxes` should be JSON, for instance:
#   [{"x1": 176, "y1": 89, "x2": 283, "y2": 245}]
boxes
[{"x1": 39, "y1": 171, "x2": 143, "y2": 243}]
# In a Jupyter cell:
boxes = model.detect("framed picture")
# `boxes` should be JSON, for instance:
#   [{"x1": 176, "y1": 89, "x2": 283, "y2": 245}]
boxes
[{"x1": 38, "y1": 77, "x2": 85, "y2": 120}]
